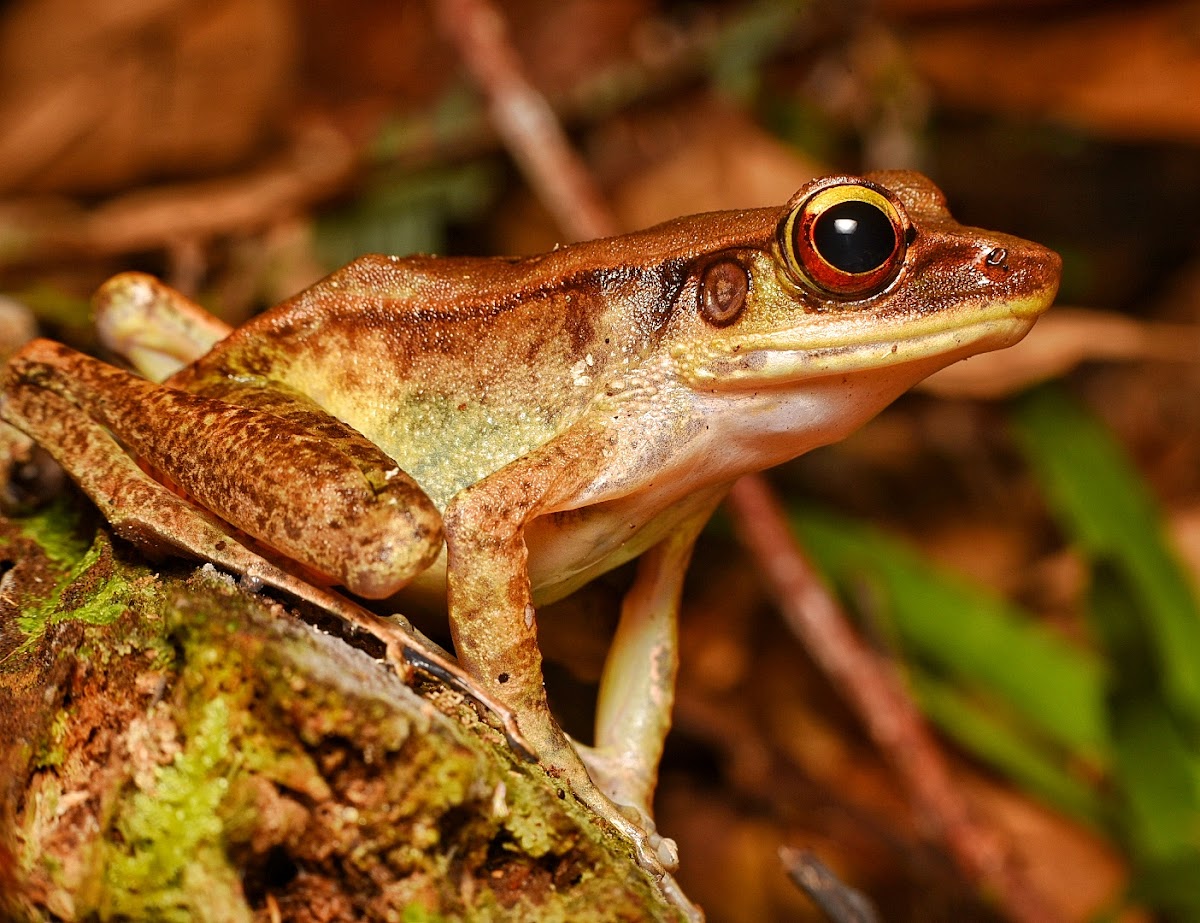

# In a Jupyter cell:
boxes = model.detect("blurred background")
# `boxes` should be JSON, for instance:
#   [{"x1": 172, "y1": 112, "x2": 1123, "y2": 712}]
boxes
[{"x1": 3, "y1": 0, "x2": 1200, "y2": 920}]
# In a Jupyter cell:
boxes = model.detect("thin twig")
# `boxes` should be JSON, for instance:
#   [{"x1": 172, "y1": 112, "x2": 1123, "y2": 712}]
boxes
[
  {"x1": 728, "y1": 474, "x2": 1065, "y2": 923},
  {"x1": 0, "y1": 122, "x2": 354, "y2": 268},
  {"x1": 432, "y1": 0, "x2": 618, "y2": 241},
  {"x1": 779, "y1": 847, "x2": 881, "y2": 923},
  {"x1": 380, "y1": 3, "x2": 812, "y2": 174}
]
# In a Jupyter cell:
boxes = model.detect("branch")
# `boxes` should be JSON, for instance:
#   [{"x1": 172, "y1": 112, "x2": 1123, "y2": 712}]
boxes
[{"x1": 728, "y1": 475, "x2": 1065, "y2": 923}]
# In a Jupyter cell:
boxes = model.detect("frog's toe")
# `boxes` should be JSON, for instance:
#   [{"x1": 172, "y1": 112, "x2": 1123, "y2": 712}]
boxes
[
  {"x1": 610, "y1": 798, "x2": 681, "y2": 874},
  {"x1": 652, "y1": 831, "x2": 680, "y2": 871}
]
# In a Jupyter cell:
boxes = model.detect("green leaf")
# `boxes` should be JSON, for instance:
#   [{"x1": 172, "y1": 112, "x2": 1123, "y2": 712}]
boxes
[
  {"x1": 1128, "y1": 853, "x2": 1200, "y2": 920},
  {"x1": 1013, "y1": 387, "x2": 1200, "y2": 917},
  {"x1": 1011, "y1": 385, "x2": 1200, "y2": 724},
  {"x1": 911, "y1": 672, "x2": 1107, "y2": 824},
  {"x1": 1089, "y1": 557, "x2": 1200, "y2": 913},
  {"x1": 1109, "y1": 696, "x2": 1200, "y2": 862},
  {"x1": 792, "y1": 509, "x2": 1109, "y2": 760}
]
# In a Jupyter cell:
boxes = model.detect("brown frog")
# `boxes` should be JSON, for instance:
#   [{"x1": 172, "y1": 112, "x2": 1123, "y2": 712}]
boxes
[{"x1": 1, "y1": 171, "x2": 1061, "y2": 917}]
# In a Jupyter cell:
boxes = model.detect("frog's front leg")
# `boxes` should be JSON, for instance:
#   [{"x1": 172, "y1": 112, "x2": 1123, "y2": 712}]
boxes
[{"x1": 442, "y1": 430, "x2": 686, "y2": 876}]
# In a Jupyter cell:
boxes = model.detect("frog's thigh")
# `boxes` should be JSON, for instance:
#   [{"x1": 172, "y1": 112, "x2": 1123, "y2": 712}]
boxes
[
  {"x1": 3, "y1": 362, "x2": 329, "y2": 641},
  {"x1": 182, "y1": 379, "x2": 450, "y2": 598},
  {"x1": 4, "y1": 358, "x2": 270, "y2": 567},
  {"x1": 182, "y1": 380, "x2": 418, "y2": 498},
  {"x1": 4, "y1": 340, "x2": 441, "y2": 599},
  {"x1": 586, "y1": 506, "x2": 715, "y2": 818}
]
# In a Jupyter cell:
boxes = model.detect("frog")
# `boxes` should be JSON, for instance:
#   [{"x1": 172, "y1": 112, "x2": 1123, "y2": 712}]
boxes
[{"x1": 1, "y1": 171, "x2": 1060, "y2": 917}]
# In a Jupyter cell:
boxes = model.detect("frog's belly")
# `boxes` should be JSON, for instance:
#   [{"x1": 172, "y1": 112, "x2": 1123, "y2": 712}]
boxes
[
  {"x1": 398, "y1": 483, "x2": 727, "y2": 609},
  {"x1": 525, "y1": 482, "x2": 727, "y2": 603}
]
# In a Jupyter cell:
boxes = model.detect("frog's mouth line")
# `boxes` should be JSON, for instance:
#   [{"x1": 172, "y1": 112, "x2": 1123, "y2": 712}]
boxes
[{"x1": 680, "y1": 297, "x2": 1049, "y2": 390}]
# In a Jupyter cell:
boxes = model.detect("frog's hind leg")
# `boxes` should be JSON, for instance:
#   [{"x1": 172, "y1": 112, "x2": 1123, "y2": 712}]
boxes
[
  {"x1": 581, "y1": 502, "x2": 716, "y2": 833},
  {"x1": 0, "y1": 339, "x2": 533, "y2": 755},
  {"x1": 8, "y1": 339, "x2": 441, "y2": 600}
]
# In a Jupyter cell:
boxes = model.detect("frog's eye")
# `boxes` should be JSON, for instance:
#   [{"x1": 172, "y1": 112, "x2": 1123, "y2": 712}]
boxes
[{"x1": 780, "y1": 183, "x2": 907, "y2": 298}]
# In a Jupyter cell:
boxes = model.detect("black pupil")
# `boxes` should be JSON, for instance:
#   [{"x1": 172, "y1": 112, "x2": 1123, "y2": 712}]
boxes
[{"x1": 810, "y1": 200, "x2": 896, "y2": 274}]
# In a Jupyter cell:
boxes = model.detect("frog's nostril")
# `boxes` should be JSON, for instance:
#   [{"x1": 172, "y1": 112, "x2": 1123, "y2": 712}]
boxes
[{"x1": 985, "y1": 247, "x2": 1008, "y2": 269}]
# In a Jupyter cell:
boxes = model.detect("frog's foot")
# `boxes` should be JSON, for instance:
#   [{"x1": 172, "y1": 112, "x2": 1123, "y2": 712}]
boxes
[
  {"x1": 547, "y1": 749, "x2": 698, "y2": 919},
  {"x1": 496, "y1": 709, "x2": 696, "y2": 915},
  {"x1": 574, "y1": 740, "x2": 678, "y2": 870},
  {"x1": 93, "y1": 272, "x2": 232, "y2": 383},
  {"x1": 620, "y1": 804, "x2": 680, "y2": 873},
  {"x1": 583, "y1": 797, "x2": 695, "y2": 919},
  {"x1": 367, "y1": 614, "x2": 535, "y2": 760}
]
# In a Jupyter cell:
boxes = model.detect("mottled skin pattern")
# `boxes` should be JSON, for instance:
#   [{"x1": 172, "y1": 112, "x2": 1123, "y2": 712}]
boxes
[{"x1": 1, "y1": 172, "x2": 1060, "y2": 919}]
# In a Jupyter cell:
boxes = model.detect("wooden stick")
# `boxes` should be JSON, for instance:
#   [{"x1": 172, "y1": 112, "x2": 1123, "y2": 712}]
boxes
[
  {"x1": 433, "y1": 0, "x2": 618, "y2": 242},
  {"x1": 729, "y1": 475, "x2": 1064, "y2": 923}
]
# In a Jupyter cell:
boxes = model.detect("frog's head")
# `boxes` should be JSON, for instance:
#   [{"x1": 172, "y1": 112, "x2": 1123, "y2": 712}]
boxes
[{"x1": 669, "y1": 170, "x2": 1061, "y2": 391}]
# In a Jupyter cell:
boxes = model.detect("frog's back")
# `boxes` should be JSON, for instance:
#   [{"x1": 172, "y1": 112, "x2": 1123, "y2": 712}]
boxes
[{"x1": 180, "y1": 209, "x2": 778, "y2": 505}]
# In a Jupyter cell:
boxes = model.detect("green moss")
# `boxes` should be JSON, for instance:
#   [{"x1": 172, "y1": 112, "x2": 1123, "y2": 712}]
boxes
[
  {"x1": 4, "y1": 528, "x2": 687, "y2": 921},
  {"x1": 18, "y1": 776, "x2": 63, "y2": 877},
  {"x1": 1, "y1": 497, "x2": 97, "y2": 646},
  {"x1": 178, "y1": 622, "x2": 334, "y2": 801},
  {"x1": 96, "y1": 697, "x2": 250, "y2": 923},
  {"x1": 32, "y1": 708, "x2": 71, "y2": 769},
  {"x1": 402, "y1": 904, "x2": 447, "y2": 923},
  {"x1": 235, "y1": 723, "x2": 331, "y2": 801},
  {"x1": 502, "y1": 804, "x2": 555, "y2": 858},
  {"x1": 15, "y1": 535, "x2": 133, "y2": 642},
  {"x1": 58, "y1": 559, "x2": 131, "y2": 628},
  {"x1": 4, "y1": 495, "x2": 91, "y2": 568}
]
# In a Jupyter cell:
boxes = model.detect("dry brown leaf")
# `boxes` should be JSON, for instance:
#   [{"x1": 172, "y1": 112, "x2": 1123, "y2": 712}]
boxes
[
  {"x1": 0, "y1": 121, "x2": 354, "y2": 266},
  {"x1": 921, "y1": 307, "x2": 1200, "y2": 399},
  {"x1": 1168, "y1": 504, "x2": 1200, "y2": 593},
  {"x1": 959, "y1": 775, "x2": 1145, "y2": 923},
  {"x1": 902, "y1": 0, "x2": 1200, "y2": 141},
  {"x1": 0, "y1": 0, "x2": 298, "y2": 195},
  {"x1": 610, "y1": 101, "x2": 823, "y2": 230},
  {"x1": 911, "y1": 521, "x2": 1030, "y2": 597},
  {"x1": 0, "y1": 296, "x2": 36, "y2": 360}
]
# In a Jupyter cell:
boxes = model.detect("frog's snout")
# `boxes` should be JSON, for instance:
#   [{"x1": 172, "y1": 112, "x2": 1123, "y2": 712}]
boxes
[
  {"x1": 1035, "y1": 242, "x2": 1064, "y2": 289},
  {"x1": 1022, "y1": 242, "x2": 1063, "y2": 312},
  {"x1": 979, "y1": 234, "x2": 1062, "y2": 317}
]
